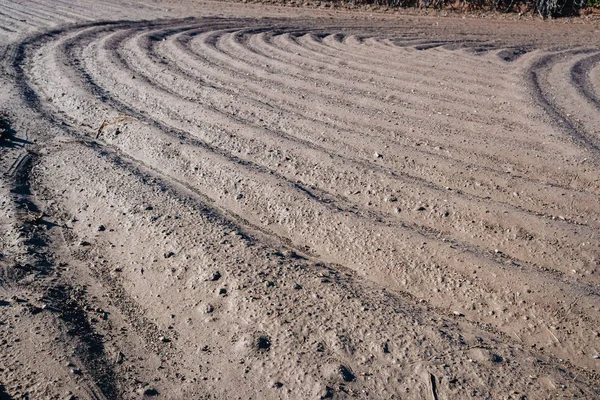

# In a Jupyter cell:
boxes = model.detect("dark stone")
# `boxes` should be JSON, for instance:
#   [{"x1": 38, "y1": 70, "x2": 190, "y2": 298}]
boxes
[
  {"x1": 339, "y1": 365, "x2": 356, "y2": 382},
  {"x1": 382, "y1": 342, "x2": 390, "y2": 354}
]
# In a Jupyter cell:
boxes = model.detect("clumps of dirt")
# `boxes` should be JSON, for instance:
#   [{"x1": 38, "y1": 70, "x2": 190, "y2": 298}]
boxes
[
  {"x1": 498, "y1": 47, "x2": 528, "y2": 62},
  {"x1": 233, "y1": 331, "x2": 273, "y2": 357}
]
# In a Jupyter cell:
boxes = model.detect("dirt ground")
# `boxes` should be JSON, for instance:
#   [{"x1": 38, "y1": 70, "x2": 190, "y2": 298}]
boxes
[{"x1": 0, "y1": 0, "x2": 599, "y2": 399}]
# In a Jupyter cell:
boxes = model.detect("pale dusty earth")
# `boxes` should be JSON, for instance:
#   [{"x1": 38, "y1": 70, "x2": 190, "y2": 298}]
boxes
[{"x1": 0, "y1": 0, "x2": 599, "y2": 399}]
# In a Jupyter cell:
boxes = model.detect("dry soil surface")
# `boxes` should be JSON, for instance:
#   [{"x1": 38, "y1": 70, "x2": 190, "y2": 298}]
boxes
[{"x1": 0, "y1": 1, "x2": 599, "y2": 399}]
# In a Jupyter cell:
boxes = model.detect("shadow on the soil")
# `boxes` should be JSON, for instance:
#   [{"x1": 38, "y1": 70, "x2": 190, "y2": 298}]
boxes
[
  {"x1": 0, "y1": 383, "x2": 13, "y2": 400},
  {"x1": 0, "y1": 113, "x2": 32, "y2": 148}
]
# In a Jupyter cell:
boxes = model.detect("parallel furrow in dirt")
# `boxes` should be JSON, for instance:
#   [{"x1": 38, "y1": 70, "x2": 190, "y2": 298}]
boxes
[
  {"x1": 4, "y1": 9, "x2": 600, "y2": 398},
  {"x1": 18, "y1": 17, "x2": 600, "y2": 382},
  {"x1": 571, "y1": 52, "x2": 600, "y2": 106},
  {"x1": 527, "y1": 49, "x2": 600, "y2": 153},
  {"x1": 37, "y1": 138, "x2": 594, "y2": 399},
  {"x1": 175, "y1": 28, "x2": 600, "y2": 198},
  {"x1": 91, "y1": 25, "x2": 600, "y2": 304},
  {"x1": 177, "y1": 30, "x2": 597, "y2": 209}
]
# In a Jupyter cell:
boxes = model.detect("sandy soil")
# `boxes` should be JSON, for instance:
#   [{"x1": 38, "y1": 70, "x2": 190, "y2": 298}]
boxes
[{"x1": 0, "y1": 0, "x2": 599, "y2": 399}]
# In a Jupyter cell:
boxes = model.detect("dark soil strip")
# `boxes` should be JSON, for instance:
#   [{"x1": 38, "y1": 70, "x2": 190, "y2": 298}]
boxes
[
  {"x1": 44, "y1": 284, "x2": 117, "y2": 399},
  {"x1": 527, "y1": 50, "x2": 600, "y2": 154},
  {"x1": 15, "y1": 154, "x2": 117, "y2": 399},
  {"x1": 570, "y1": 52, "x2": 600, "y2": 108}
]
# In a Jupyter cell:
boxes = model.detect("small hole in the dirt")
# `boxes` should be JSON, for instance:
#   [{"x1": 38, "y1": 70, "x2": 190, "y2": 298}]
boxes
[
  {"x1": 143, "y1": 387, "x2": 159, "y2": 396},
  {"x1": 256, "y1": 335, "x2": 271, "y2": 351}
]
